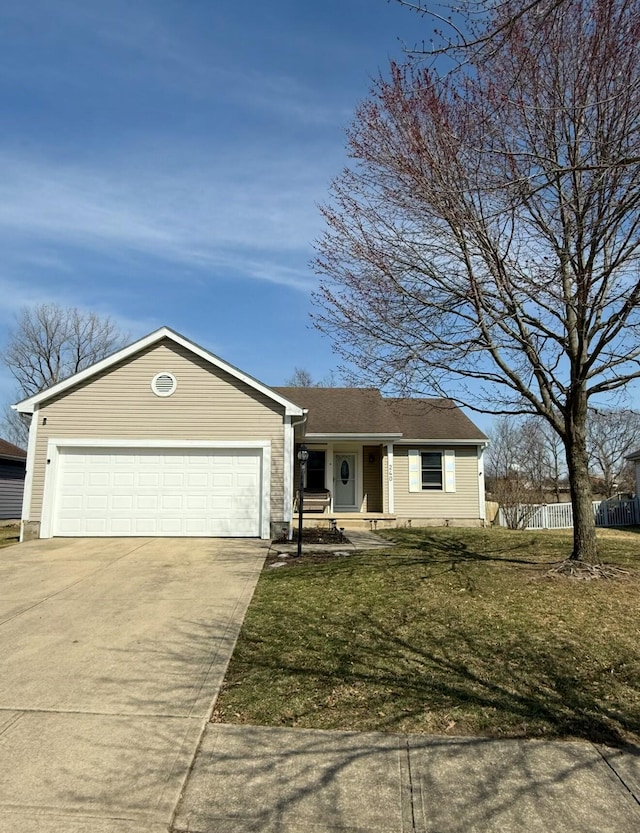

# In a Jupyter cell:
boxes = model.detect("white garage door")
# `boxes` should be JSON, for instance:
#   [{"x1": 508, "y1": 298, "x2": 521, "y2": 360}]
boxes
[{"x1": 53, "y1": 448, "x2": 262, "y2": 537}]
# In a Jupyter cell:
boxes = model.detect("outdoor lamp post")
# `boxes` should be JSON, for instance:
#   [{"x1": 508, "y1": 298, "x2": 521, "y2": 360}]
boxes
[{"x1": 297, "y1": 445, "x2": 309, "y2": 557}]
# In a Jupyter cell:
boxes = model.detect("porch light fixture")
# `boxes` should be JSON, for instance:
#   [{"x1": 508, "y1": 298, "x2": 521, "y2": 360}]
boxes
[{"x1": 297, "y1": 445, "x2": 309, "y2": 558}]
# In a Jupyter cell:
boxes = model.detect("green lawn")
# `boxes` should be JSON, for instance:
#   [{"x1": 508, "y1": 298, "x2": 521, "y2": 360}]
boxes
[{"x1": 213, "y1": 526, "x2": 640, "y2": 745}]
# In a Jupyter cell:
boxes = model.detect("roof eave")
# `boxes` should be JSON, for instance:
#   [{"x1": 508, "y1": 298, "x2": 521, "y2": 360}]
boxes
[
  {"x1": 393, "y1": 438, "x2": 489, "y2": 446},
  {"x1": 304, "y1": 433, "x2": 403, "y2": 440}
]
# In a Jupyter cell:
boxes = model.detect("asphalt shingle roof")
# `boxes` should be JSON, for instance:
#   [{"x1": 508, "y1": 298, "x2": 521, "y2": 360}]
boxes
[
  {"x1": 273, "y1": 388, "x2": 487, "y2": 441},
  {"x1": 0, "y1": 438, "x2": 27, "y2": 459}
]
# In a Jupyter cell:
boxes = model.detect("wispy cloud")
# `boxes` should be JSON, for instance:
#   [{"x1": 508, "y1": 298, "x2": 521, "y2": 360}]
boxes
[
  {"x1": 0, "y1": 0, "x2": 353, "y2": 128},
  {"x1": 0, "y1": 147, "x2": 331, "y2": 292}
]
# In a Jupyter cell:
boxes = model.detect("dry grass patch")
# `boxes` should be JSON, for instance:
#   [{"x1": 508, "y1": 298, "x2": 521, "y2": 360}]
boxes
[
  {"x1": 0, "y1": 523, "x2": 20, "y2": 549},
  {"x1": 214, "y1": 526, "x2": 640, "y2": 745}
]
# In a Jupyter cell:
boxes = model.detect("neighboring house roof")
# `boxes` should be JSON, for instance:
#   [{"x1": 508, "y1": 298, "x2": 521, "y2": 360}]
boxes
[
  {"x1": 273, "y1": 388, "x2": 487, "y2": 443},
  {"x1": 13, "y1": 327, "x2": 305, "y2": 417},
  {"x1": 626, "y1": 448, "x2": 640, "y2": 461},
  {"x1": 0, "y1": 439, "x2": 27, "y2": 461}
]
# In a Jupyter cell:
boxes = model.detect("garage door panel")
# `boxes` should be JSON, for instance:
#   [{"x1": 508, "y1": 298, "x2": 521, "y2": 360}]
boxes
[
  {"x1": 185, "y1": 494, "x2": 208, "y2": 510},
  {"x1": 87, "y1": 496, "x2": 109, "y2": 510},
  {"x1": 85, "y1": 518, "x2": 107, "y2": 535},
  {"x1": 186, "y1": 472, "x2": 208, "y2": 488},
  {"x1": 134, "y1": 519, "x2": 158, "y2": 535},
  {"x1": 61, "y1": 471, "x2": 84, "y2": 487},
  {"x1": 60, "y1": 495, "x2": 83, "y2": 511},
  {"x1": 184, "y1": 518, "x2": 207, "y2": 535},
  {"x1": 160, "y1": 518, "x2": 182, "y2": 535},
  {"x1": 139, "y1": 472, "x2": 160, "y2": 487},
  {"x1": 161, "y1": 495, "x2": 183, "y2": 510},
  {"x1": 137, "y1": 495, "x2": 159, "y2": 510},
  {"x1": 112, "y1": 495, "x2": 133, "y2": 510},
  {"x1": 162, "y1": 472, "x2": 184, "y2": 487},
  {"x1": 114, "y1": 472, "x2": 134, "y2": 487},
  {"x1": 53, "y1": 447, "x2": 262, "y2": 537},
  {"x1": 111, "y1": 518, "x2": 134, "y2": 534}
]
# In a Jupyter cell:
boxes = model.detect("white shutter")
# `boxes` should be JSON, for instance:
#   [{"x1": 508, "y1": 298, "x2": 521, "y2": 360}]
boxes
[
  {"x1": 408, "y1": 449, "x2": 421, "y2": 492},
  {"x1": 444, "y1": 449, "x2": 456, "y2": 492}
]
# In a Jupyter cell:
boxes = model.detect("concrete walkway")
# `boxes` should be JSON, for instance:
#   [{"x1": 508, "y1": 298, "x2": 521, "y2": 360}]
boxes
[
  {"x1": 0, "y1": 537, "x2": 266, "y2": 833},
  {"x1": 270, "y1": 527, "x2": 390, "y2": 556},
  {"x1": 174, "y1": 725, "x2": 640, "y2": 833}
]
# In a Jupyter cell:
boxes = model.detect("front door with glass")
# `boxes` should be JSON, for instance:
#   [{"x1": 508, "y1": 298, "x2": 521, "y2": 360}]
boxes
[{"x1": 334, "y1": 453, "x2": 357, "y2": 509}]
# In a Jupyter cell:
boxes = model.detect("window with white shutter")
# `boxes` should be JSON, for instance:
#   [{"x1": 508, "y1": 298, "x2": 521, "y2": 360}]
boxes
[{"x1": 408, "y1": 448, "x2": 456, "y2": 492}]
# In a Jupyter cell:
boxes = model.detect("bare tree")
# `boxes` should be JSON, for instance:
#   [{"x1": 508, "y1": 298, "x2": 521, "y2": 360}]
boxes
[
  {"x1": 2, "y1": 305, "x2": 127, "y2": 445},
  {"x1": 587, "y1": 409, "x2": 640, "y2": 498},
  {"x1": 314, "y1": 0, "x2": 640, "y2": 564},
  {"x1": 4, "y1": 304, "x2": 127, "y2": 398},
  {"x1": 486, "y1": 417, "x2": 533, "y2": 528},
  {"x1": 393, "y1": 1, "x2": 570, "y2": 60},
  {"x1": 285, "y1": 368, "x2": 317, "y2": 387},
  {"x1": 284, "y1": 367, "x2": 340, "y2": 387},
  {"x1": 526, "y1": 418, "x2": 566, "y2": 503},
  {"x1": 486, "y1": 416, "x2": 550, "y2": 527},
  {"x1": 485, "y1": 416, "x2": 521, "y2": 485},
  {"x1": 1, "y1": 406, "x2": 29, "y2": 449}
]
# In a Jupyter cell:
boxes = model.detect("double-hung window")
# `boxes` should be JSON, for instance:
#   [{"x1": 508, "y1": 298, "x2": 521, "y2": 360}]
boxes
[
  {"x1": 408, "y1": 448, "x2": 456, "y2": 493},
  {"x1": 421, "y1": 451, "x2": 443, "y2": 490}
]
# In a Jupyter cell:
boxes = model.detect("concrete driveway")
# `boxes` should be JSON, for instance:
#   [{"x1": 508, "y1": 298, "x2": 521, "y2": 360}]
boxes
[{"x1": 0, "y1": 536, "x2": 266, "y2": 833}]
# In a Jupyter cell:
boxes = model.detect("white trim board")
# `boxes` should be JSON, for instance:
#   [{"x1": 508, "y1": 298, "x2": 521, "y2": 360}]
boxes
[{"x1": 19, "y1": 406, "x2": 38, "y2": 541}]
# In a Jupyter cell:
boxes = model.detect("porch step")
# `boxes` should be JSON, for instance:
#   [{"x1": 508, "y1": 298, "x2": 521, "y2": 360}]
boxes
[{"x1": 295, "y1": 514, "x2": 397, "y2": 532}]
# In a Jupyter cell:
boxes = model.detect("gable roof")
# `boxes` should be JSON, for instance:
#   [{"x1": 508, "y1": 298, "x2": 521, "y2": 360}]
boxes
[
  {"x1": 13, "y1": 327, "x2": 305, "y2": 416},
  {"x1": 273, "y1": 388, "x2": 487, "y2": 442},
  {"x1": 0, "y1": 439, "x2": 27, "y2": 460}
]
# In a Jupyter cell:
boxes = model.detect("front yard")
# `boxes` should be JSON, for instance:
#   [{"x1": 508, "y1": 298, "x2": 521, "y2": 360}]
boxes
[{"x1": 213, "y1": 526, "x2": 640, "y2": 745}]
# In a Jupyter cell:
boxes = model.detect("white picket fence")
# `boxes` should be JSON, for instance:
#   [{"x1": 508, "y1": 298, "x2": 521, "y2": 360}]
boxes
[{"x1": 498, "y1": 497, "x2": 640, "y2": 530}]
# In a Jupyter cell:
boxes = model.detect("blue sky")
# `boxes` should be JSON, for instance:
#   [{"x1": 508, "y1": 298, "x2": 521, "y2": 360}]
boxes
[{"x1": 0, "y1": 0, "x2": 425, "y2": 408}]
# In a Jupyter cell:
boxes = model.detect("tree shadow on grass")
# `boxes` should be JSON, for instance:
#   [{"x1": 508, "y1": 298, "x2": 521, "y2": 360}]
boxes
[
  {"x1": 223, "y1": 609, "x2": 640, "y2": 748},
  {"x1": 382, "y1": 527, "x2": 556, "y2": 567}
]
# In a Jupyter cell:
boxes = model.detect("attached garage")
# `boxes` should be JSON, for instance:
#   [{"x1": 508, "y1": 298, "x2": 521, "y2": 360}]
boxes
[
  {"x1": 40, "y1": 440, "x2": 272, "y2": 538},
  {"x1": 14, "y1": 327, "x2": 303, "y2": 542},
  {"x1": 46, "y1": 445, "x2": 266, "y2": 537}
]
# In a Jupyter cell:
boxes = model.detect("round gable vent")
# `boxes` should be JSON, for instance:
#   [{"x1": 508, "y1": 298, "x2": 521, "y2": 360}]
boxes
[{"x1": 151, "y1": 372, "x2": 177, "y2": 397}]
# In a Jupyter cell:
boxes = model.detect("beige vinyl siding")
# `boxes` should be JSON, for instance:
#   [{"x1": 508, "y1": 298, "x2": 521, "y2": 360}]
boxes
[
  {"x1": 30, "y1": 339, "x2": 286, "y2": 524},
  {"x1": 362, "y1": 445, "x2": 382, "y2": 512},
  {"x1": 382, "y1": 448, "x2": 389, "y2": 512},
  {"x1": 393, "y1": 445, "x2": 480, "y2": 519}
]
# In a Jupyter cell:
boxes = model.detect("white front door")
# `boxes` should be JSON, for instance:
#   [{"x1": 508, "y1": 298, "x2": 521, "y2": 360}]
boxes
[{"x1": 334, "y1": 453, "x2": 357, "y2": 510}]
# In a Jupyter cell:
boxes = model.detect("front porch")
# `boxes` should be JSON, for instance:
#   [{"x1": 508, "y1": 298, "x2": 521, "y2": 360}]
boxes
[{"x1": 294, "y1": 442, "x2": 391, "y2": 516}]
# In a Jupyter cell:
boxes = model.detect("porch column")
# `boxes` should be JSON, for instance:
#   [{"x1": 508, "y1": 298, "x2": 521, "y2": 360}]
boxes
[
  {"x1": 478, "y1": 445, "x2": 486, "y2": 522},
  {"x1": 386, "y1": 443, "x2": 394, "y2": 513},
  {"x1": 326, "y1": 442, "x2": 334, "y2": 512}
]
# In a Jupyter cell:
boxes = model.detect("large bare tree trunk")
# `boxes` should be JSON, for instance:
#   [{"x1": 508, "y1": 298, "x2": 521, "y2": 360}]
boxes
[{"x1": 566, "y1": 401, "x2": 598, "y2": 563}]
